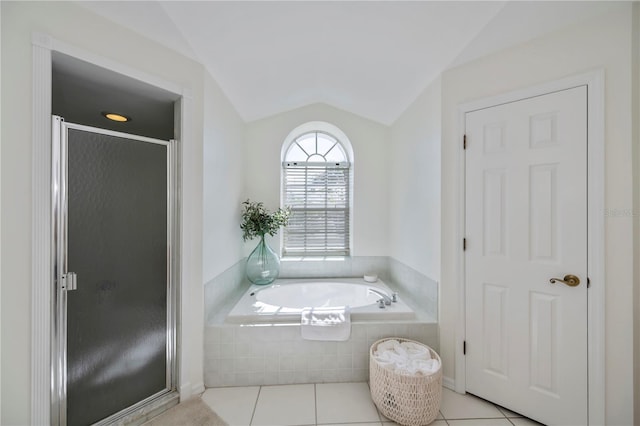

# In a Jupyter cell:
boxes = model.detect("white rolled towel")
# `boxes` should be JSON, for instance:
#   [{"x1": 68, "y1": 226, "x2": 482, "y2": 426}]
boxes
[
  {"x1": 376, "y1": 339, "x2": 400, "y2": 352},
  {"x1": 400, "y1": 341, "x2": 431, "y2": 360},
  {"x1": 407, "y1": 359, "x2": 439, "y2": 375},
  {"x1": 374, "y1": 340, "x2": 439, "y2": 376},
  {"x1": 374, "y1": 349, "x2": 407, "y2": 371}
]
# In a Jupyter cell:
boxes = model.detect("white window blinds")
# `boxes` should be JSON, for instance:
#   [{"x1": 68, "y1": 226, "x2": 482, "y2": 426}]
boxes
[
  {"x1": 283, "y1": 162, "x2": 350, "y2": 256},
  {"x1": 282, "y1": 131, "x2": 351, "y2": 257}
]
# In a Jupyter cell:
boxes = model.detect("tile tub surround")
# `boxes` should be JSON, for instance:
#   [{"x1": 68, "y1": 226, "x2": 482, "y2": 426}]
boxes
[
  {"x1": 204, "y1": 321, "x2": 438, "y2": 387},
  {"x1": 203, "y1": 256, "x2": 440, "y2": 387},
  {"x1": 204, "y1": 260, "x2": 251, "y2": 324},
  {"x1": 387, "y1": 257, "x2": 438, "y2": 322},
  {"x1": 204, "y1": 256, "x2": 438, "y2": 325},
  {"x1": 278, "y1": 256, "x2": 391, "y2": 280}
]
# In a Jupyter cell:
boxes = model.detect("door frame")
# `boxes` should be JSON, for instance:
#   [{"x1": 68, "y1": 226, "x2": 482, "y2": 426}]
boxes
[
  {"x1": 51, "y1": 118, "x2": 180, "y2": 426},
  {"x1": 454, "y1": 70, "x2": 605, "y2": 425},
  {"x1": 30, "y1": 33, "x2": 199, "y2": 424}
]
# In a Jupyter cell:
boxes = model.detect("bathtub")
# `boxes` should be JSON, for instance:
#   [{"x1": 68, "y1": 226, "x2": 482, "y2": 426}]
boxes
[
  {"x1": 226, "y1": 278, "x2": 415, "y2": 324},
  {"x1": 204, "y1": 277, "x2": 437, "y2": 387}
]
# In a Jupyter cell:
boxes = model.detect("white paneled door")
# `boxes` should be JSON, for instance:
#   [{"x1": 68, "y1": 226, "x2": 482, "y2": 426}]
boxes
[{"x1": 465, "y1": 86, "x2": 588, "y2": 426}]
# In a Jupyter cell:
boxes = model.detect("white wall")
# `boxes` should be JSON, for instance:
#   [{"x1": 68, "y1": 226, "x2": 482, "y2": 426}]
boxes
[
  {"x1": 0, "y1": 2, "x2": 3, "y2": 420},
  {"x1": 202, "y1": 74, "x2": 245, "y2": 283},
  {"x1": 244, "y1": 103, "x2": 390, "y2": 256},
  {"x1": 3, "y1": 1, "x2": 635, "y2": 424},
  {"x1": 440, "y1": 5, "x2": 634, "y2": 425},
  {"x1": 1, "y1": 2, "x2": 207, "y2": 424},
  {"x1": 389, "y1": 77, "x2": 441, "y2": 281},
  {"x1": 633, "y1": 3, "x2": 640, "y2": 423}
]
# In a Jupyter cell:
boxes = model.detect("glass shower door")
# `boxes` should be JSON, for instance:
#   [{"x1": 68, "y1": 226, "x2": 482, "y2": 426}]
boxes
[{"x1": 52, "y1": 117, "x2": 177, "y2": 426}]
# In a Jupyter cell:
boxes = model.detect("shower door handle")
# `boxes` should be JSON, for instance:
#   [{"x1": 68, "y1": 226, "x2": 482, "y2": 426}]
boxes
[{"x1": 62, "y1": 272, "x2": 78, "y2": 291}]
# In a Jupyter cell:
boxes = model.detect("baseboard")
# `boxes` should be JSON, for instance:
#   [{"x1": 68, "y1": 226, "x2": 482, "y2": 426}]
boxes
[
  {"x1": 179, "y1": 381, "x2": 205, "y2": 401},
  {"x1": 192, "y1": 382, "x2": 205, "y2": 396},
  {"x1": 443, "y1": 376, "x2": 455, "y2": 391},
  {"x1": 179, "y1": 382, "x2": 192, "y2": 401}
]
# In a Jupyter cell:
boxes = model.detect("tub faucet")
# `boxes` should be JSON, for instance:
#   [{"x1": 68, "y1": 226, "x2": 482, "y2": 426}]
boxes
[{"x1": 368, "y1": 288, "x2": 392, "y2": 306}]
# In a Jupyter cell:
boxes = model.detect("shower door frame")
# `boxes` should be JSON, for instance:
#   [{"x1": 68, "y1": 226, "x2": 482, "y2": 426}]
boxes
[{"x1": 51, "y1": 117, "x2": 180, "y2": 426}]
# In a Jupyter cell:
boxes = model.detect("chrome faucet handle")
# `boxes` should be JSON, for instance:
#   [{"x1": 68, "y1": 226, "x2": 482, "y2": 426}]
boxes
[
  {"x1": 369, "y1": 288, "x2": 392, "y2": 305},
  {"x1": 378, "y1": 299, "x2": 386, "y2": 308},
  {"x1": 391, "y1": 292, "x2": 398, "y2": 303}
]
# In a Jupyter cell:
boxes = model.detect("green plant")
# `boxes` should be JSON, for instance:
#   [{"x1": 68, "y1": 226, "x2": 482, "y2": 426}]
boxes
[{"x1": 240, "y1": 199, "x2": 291, "y2": 241}]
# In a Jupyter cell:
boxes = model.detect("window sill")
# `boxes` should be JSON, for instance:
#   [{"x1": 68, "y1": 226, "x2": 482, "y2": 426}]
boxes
[{"x1": 281, "y1": 256, "x2": 350, "y2": 262}]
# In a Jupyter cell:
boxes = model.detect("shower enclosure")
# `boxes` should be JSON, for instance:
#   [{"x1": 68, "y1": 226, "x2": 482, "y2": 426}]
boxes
[{"x1": 51, "y1": 116, "x2": 179, "y2": 426}]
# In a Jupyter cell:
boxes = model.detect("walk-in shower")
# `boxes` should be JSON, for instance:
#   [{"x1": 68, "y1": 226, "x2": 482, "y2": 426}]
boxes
[{"x1": 51, "y1": 116, "x2": 179, "y2": 425}]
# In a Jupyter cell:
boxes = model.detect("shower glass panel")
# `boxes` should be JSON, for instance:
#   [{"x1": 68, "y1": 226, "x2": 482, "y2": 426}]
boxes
[{"x1": 54, "y1": 119, "x2": 176, "y2": 426}]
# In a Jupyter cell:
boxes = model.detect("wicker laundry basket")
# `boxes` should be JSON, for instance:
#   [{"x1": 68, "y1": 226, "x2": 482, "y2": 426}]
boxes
[{"x1": 369, "y1": 338, "x2": 442, "y2": 426}]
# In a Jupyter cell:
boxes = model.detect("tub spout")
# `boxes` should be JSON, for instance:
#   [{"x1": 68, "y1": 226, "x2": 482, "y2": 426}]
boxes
[{"x1": 369, "y1": 288, "x2": 392, "y2": 305}]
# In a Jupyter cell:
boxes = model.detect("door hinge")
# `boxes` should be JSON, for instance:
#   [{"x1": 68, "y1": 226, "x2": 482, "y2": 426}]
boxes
[
  {"x1": 61, "y1": 272, "x2": 78, "y2": 291},
  {"x1": 463, "y1": 134, "x2": 467, "y2": 150},
  {"x1": 463, "y1": 340, "x2": 466, "y2": 355},
  {"x1": 463, "y1": 238, "x2": 467, "y2": 251}
]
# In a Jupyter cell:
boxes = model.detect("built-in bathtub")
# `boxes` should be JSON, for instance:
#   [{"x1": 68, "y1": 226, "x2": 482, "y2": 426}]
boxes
[
  {"x1": 204, "y1": 277, "x2": 438, "y2": 388},
  {"x1": 227, "y1": 278, "x2": 415, "y2": 323}
]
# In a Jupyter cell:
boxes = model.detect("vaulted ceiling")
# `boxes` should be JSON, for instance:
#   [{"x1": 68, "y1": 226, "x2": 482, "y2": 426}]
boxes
[{"x1": 77, "y1": 1, "x2": 619, "y2": 125}]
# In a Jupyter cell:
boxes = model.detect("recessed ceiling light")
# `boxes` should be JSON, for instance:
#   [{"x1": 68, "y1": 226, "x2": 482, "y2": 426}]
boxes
[{"x1": 101, "y1": 112, "x2": 131, "y2": 122}]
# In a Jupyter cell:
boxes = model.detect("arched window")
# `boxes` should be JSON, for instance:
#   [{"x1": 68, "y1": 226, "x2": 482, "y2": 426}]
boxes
[{"x1": 282, "y1": 124, "x2": 352, "y2": 257}]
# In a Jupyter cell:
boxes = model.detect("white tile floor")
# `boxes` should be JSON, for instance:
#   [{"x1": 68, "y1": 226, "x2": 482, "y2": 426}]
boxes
[{"x1": 201, "y1": 382, "x2": 544, "y2": 426}]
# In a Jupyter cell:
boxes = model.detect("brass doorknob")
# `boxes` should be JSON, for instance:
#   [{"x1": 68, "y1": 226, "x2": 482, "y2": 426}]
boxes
[{"x1": 549, "y1": 274, "x2": 580, "y2": 287}]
